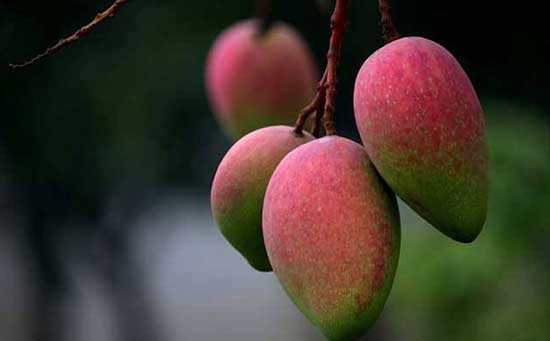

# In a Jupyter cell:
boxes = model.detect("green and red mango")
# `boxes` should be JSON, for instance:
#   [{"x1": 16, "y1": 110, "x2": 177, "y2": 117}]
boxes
[
  {"x1": 354, "y1": 37, "x2": 489, "y2": 243},
  {"x1": 206, "y1": 20, "x2": 317, "y2": 139},
  {"x1": 211, "y1": 126, "x2": 314, "y2": 272},
  {"x1": 263, "y1": 136, "x2": 400, "y2": 340}
]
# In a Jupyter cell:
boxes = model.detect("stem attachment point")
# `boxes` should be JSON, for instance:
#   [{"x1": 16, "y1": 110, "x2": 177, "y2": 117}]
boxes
[{"x1": 378, "y1": 0, "x2": 400, "y2": 43}]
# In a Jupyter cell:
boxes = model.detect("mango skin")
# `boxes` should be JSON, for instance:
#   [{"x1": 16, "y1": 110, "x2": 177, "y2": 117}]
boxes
[
  {"x1": 263, "y1": 137, "x2": 401, "y2": 340},
  {"x1": 354, "y1": 37, "x2": 489, "y2": 243},
  {"x1": 206, "y1": 19, "x2": 317, "y2": 139},
  {"x1": 211, "y1": 126, "x2": 314, "y2": 272}
]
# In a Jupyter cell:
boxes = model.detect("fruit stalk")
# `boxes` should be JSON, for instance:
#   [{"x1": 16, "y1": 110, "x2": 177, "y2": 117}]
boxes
[
  {"x1": 294, "y1": 0, "x2": 351, "y2": 136},
  {"x1": 9, "y1": 0, "x2": 129, "y2": 69},
  {"x1": 256, "y1": 0, "x2": 274, "y2": 35},
  {"x1": 378, "y1": 0, "x2": 400, "y2": 43},
  {"x1": 294, "y1": 70, "x2": 327, "y2": 136},
  {"x1": 323, "y1": 0, "x2": 350, "y2": 135},
  {"x1": 311, "y1": 90, "x2": 326, "y2": 137}
]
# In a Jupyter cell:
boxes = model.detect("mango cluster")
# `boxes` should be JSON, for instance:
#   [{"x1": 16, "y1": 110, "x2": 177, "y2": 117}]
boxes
[{"x1": 208, "y1": 21, "x2": 488, "y2": 340}]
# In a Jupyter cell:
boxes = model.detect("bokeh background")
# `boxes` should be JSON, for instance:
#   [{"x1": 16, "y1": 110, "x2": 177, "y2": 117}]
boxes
[{"x1": 1, "y1": 0, "x2": 549, "y2": 340}]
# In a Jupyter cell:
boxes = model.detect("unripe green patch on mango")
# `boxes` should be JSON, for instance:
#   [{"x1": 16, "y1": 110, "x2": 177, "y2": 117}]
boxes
[
  {"x1": 354, "y1": 37, "x2": 489, "y2": 243},
  {"x1": 211, "y1": 126, "x2": 314, "y2": 271}
]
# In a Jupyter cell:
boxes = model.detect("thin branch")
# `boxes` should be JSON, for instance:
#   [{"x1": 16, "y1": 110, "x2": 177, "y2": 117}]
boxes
[
  {"x1": 256, "y1": 0, "x2": 274, "y2": 35},
  {"x1": 294, "y1": 0, "x2": 351, "y2": 136},
  {"x1": 294, "y1": 70, "x2": 327, "y2": 136},
  {"x1": 322, "y1": 0, "x2": 350, "y2": 136},
  {"x1": 311, "y1": 88, "x2": 326, "y2": 138},
  {"x1": 378, "y1": 0, "x2": 400, "y2": 43},
  {"x1": 9, "y1": 0, "x2": 130, "y2": 69}
]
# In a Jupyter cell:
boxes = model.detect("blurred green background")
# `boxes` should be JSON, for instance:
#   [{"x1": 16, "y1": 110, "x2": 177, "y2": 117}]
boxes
[{"x1": 0, "y1": 1, "x2": 549, "y2": 340}]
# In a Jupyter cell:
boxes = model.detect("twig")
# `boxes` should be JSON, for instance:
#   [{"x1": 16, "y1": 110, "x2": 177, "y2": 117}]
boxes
[
  {"x1": 294, "y1": 70, "x2": 327, "y2": 136},
  {"x1": 294, "y1": 0, "x2": 351, "y2": 136},
  {"x1": 322, "y1": 0, "x2": 350, "y2": 135},
  {"x1": 311, "y1": 92, "x2": 326, "y2": 137},
  {"x1": 256, "y1": 0, "x2": 274, "y2": 35},
  {"x1": 9, "y1": 0, "x2": 130, "y2": 69},
  {"x1": 378, "y1": 0, "x2": 400, "y2": 43}
]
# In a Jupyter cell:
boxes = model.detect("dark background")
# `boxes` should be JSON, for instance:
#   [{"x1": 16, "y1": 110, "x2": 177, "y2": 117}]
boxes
[{"x1": 0, "y1": 1, "x2": 549, "y2": 340}]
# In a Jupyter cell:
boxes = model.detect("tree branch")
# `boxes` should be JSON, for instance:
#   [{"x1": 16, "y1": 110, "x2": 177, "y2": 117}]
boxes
[
  {"x1": 322, "y1": 0, "x2": 350, "y2": 135},
  {"x1": 378, "y1": 0, "x2": 400, "y2": 43},
  {"x1": 9, "y1": 0, "x2": 130, "y2": 69},
  {"x1": 294, "y1": 70, "x2": 327, "y2": 136},
  {"x1": 294, "y1": 0, "x2": 351, "y2": 136},
  {"x1": 256, "y1": 0, "x2": 274, "y2": 36}
]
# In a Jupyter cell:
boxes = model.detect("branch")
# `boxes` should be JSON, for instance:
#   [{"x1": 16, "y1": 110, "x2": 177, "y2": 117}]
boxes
[
  {"x1": 294, "y1": 70, "x2": 327, "y2": 136},
  {"x1": 256, "y1": 0, "x2": 274, "y2": 35},
  {"x1": 322, "y1": 0, "x2": 350, "y2": 135},
  {"x1": 294, "y1": 0, "x2": 351, "y2": 136},
  {"x1": 378, "y1": 0, "x2": 400, "y2": 43},
  {"x1": 311, "y1": 90, "x2": 326, "y2": 137},
  {"x1": 9, "y1": 0, "x2": 130, "y2": 69}
]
